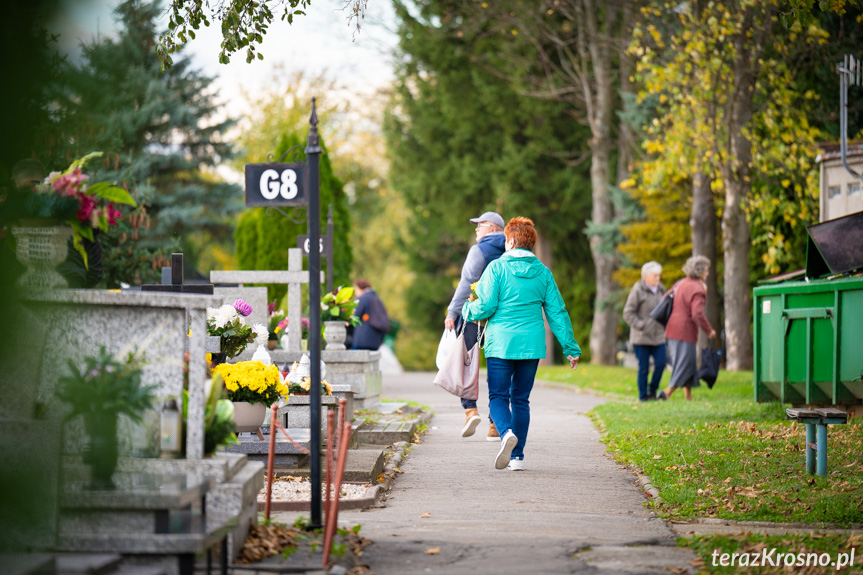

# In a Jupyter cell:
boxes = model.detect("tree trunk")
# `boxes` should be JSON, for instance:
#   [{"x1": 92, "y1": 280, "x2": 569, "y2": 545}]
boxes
[
  {"x1": 721, "y1": 176, "x2": 753, "y2": 370},
  {"x1": 588, "y1": 137, "x2": 618, "y2": 365},
  {"x1": 690, "y1": 169, "x2": 721, "y2": 334},
  {"x1": 534, "y1": 231, "x2": 555, "y2": 366},
  {"x1": 720, "y1": 15, "x2": 759, "y2": 371},
  {"x1": 583, "y1": 0, "x2": 619, "y2": 366}
]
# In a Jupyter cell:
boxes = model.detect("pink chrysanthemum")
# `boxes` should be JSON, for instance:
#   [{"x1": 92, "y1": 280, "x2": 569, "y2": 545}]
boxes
[{"x1": 233, "y1": 299, "x2": 253, "y2": 317}]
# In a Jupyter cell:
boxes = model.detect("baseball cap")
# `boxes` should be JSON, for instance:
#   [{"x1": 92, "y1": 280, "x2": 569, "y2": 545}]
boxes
[{"x1": 469, "y1": 211, "x2": 505, "y2": 229}]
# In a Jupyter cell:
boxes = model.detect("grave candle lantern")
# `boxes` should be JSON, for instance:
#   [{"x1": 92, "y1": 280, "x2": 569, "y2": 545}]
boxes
[{"x1": 160, "y1": 398, "x2": 183, "y2": 458}]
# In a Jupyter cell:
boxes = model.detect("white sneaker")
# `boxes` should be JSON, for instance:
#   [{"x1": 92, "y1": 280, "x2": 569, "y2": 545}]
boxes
[
  {"x1": 494, "y1": 431, "x2": 518, "y2": 469},
  {"x1": 461, "y1": 412, "x2": 481, "y2": 438},
  {"x1": 507, "y1": 459, "x2": 524, "y2": 471}
]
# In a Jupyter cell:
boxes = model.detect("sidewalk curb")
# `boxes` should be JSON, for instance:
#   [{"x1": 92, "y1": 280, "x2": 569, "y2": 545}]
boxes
[
  {"x1": 375, "y1": 440, "x2": 411, "y2": 497},
  {"x1": 637, "y1": 474, "x2": 662, "y2": 502}
]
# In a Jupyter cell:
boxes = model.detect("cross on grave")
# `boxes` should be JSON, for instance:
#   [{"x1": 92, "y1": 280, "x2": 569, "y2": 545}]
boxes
[
  {"x1": 209, "y1": 248, "x2": 324, "y2": 352},
  {"x1": 141, "y1": 253, "x2": 215, "y2": 294}
]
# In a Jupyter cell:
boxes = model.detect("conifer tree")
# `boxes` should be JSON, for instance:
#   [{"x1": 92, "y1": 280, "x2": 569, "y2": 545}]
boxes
[{"x1": 44, "y1": 0, "x2": 241, "y2": 283}]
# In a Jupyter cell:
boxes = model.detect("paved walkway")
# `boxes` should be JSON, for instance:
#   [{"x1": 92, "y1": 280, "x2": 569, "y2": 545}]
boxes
[{"x1": 276, "y1": 371, "x2": 696, "y2": 574}]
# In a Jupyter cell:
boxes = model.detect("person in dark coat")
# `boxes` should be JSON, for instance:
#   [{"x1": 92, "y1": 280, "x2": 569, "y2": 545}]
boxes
[{"x1": 351, "y1": 278, "x2": 390, "y2": 351}]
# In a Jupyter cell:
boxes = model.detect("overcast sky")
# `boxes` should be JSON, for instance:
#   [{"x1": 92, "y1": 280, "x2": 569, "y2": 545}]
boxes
[
  {"x1": 50, "y1": 0, "x2": 399, "y2": 117},
  {"x1": 47, "y1": 0, "x2": 400, "y2": 180}
]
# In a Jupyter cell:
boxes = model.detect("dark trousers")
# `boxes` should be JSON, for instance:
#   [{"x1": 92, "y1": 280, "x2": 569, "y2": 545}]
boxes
[
  {"x1": 456, "y1": 317, "x2": 479, "y2": 410},
  {"x1": 633, "y1": 343, "x2": 667, "y2": 400}
]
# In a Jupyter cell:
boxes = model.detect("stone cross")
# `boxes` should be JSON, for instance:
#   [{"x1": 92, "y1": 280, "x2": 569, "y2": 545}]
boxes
[{"x1": 210, "y1": 248, "x2": 324, "y2": 352}]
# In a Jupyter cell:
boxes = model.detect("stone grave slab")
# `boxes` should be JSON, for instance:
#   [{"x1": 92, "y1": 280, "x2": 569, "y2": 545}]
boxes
[{"x1": 225, "y1": 428, "x2": 312, "y2": 468}]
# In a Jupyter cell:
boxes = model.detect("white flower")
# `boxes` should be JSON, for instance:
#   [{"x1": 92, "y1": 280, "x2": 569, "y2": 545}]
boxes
[
  {"x1": 252, "y1": 323, "x2": 268, "y2": 346},
  {"x1": 208, "y1": 304, "x2": 238, "y2": 329}
]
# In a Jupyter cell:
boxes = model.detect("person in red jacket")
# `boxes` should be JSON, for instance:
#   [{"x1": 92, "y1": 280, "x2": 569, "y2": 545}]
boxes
[{"x1": 657, "y1": 255, "x2": 716, "y2": 401}]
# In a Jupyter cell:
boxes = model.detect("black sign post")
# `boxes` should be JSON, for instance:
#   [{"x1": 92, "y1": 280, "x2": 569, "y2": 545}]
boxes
[
  {"x1": 242, "y1": 99, "x2": 324, "y2": 529},
  {"x1": 305, "y1": 100, "x2": 324, "y2": 530}
]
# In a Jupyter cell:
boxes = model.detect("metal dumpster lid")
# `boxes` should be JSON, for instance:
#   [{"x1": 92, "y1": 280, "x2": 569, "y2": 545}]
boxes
[{"x1": 806, "y1": 210, "x2": 863, "y2": 278}]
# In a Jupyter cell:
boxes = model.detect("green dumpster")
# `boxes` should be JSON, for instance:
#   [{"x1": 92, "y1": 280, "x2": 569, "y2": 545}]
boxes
[
  {"x1": 753, "y1": 211, "x2": 863, "y2": 406},
  {"x1": 754, "y1": 276, "x2": 863, "y2": 405}
]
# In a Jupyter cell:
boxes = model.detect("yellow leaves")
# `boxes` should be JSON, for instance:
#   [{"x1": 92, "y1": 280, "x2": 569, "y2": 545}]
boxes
[
  {"x1": 419, "y1": 512, "x2": 431, "y2": 518},
  {"x1": 425, "y1": 547, "x2": 440, "y2": 555}
]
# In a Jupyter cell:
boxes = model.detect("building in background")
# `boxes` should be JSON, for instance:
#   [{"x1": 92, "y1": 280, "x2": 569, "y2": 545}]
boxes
[{"x1": 817, "y1": 142, "x2": 863, "y2": 221}]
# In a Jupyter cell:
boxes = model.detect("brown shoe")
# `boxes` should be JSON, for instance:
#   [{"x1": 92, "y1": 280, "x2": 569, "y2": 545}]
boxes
[
  {"x1": 486, "y1": 421, "x2": 500, "y2": 442},
  {"x1": 461, "y1": 408, "x2": 481, "y2": 437}
]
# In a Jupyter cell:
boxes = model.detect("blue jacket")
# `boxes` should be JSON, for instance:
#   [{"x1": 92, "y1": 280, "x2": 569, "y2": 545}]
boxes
[
  {"x1": 351, "y1": 290, "x2": 389, "y2": 350},
  {"x1": 446, "y1": 232, "x2": 506, "y2": 319}
]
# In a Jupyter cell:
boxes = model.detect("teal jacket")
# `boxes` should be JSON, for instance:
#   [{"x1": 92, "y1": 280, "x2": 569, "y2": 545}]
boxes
[{"x1": 462, "y1": 249, "x2": 582, "y2": 360}]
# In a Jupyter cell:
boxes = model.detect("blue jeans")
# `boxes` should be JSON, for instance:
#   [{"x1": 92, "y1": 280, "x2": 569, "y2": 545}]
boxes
[
  {"x1": 486, "y1": 357, "x2": 540, "y2": 461},
  {"x1": 633, "y1": 344, "x2": 667, "y2": 400}
]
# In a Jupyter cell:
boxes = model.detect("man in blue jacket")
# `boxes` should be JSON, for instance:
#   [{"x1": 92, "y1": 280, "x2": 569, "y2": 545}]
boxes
[{"x1": 445, "y1": 211, "x2": 506, "y2": 440}]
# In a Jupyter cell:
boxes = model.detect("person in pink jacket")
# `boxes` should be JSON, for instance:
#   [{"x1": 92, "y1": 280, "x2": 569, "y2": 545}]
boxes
[{"x1": 657, "y1": 255, "x2": 716, "y2": 401}]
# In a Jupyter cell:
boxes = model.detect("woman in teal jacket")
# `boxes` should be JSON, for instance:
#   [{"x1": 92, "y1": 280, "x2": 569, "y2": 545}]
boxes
[{"x1": 463, "y1": 217, "x2": 581, "y2": 471}]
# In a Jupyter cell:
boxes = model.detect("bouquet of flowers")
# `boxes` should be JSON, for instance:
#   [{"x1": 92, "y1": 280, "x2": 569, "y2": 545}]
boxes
[
  {"x1": 8, "y1": 152, "x2": 138, "y2": 268},
  {"x1": 268, "y1": 309, "x2": 285, "y2": 341},
  {"x1": 207, "y1": 299, "x2": 268, "y2": 358},
  {"x1": 273, "y1": 317, "x2": 310, "y2": 340},
  {"x1": 284, "y1": 361, "x2": 333, "y2": 396},
  {"x1": 214, "y1": 360, "x2": 289, "y2": 407},
  {"x1": 320, "y1": 286, "x2": 360, "y2": 326},
  {"x1": 469, "y1": 281, "x2": 479, "y2": 301}
]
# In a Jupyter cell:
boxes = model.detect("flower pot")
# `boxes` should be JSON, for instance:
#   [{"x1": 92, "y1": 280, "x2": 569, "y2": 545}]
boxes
[
  {"x1": 11, "y1": 225, "x2": 72, "y2": 289},
  {"x1": 267, "y1": 340, "x2": 278, "y2": 351},
  {"x1": 323, "y1": 321, "x2": 347, "y2": 350},
  {"x1": 83, "y1": 412, "x2": 119, "y2": 490},
  {"x1": 232, "y1": 401, "x2": 266, "y2": 433},
  {"x1": 301, "y1": 338, "x2": 308, "y2": 351}
]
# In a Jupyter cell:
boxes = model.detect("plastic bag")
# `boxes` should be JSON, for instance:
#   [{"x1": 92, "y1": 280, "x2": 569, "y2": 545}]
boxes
[{"x1": 435, "y1": 329, "x2": 457, "y2": 370}]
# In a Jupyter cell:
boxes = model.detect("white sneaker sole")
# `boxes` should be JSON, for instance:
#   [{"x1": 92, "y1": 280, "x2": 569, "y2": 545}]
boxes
[
  {"x1": 461, "y1": 416, "x2": 481, "y2": 438},
  {"x1": 494, "y1": 432, "x2": 518, "y2": 469},
  {"x1": 485, "y1": 435, "x2": 500, "y2": 442},
  {"x1": 508, "y1": 460, "x2": 524, "y2": 471}
]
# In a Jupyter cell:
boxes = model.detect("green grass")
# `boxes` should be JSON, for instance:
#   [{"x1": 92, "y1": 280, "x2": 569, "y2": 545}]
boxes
[
  {"x1": 545, "y1": 363, "x2": 863, "y2": 527},
  {"x1": 537, "y1": 363, "x2": 755, "y2": 401},
  {"x1": 684, "y1": 533, "x2": 863, "y2": 574}
]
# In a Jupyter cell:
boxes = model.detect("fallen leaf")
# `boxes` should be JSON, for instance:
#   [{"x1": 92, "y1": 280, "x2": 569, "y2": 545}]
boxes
[
  {"x1": 653, "y1": 455, "x2": 662, "y2": 460},
  {"x1": 419, "y1": 513, "x2": 431, "y2": 518},
  {"x1": 425, "y1": 547, "x2": 440, "y2": 555}
]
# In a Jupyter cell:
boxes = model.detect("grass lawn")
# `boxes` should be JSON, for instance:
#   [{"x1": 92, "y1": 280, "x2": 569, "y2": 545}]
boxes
[{"x1": 539, "y1": 363, "x2": 863, "y2": 526}]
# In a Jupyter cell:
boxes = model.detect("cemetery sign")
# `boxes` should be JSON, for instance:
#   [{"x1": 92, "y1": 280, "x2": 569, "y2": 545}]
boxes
[{"x1": 244, "y1": 162, "x2": 308, "y2": 207}]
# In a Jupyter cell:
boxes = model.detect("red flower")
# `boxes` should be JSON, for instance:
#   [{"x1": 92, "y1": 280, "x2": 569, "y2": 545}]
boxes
[
  {"x1": 75, "y1": 193, "x2": 97, "y2": 223},
  {"x1": 105, "y1": 203, "x2": 122, "y2": 226}
]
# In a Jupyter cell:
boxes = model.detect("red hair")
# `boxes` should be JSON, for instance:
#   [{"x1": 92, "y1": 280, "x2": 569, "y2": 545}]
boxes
[{"x1": 504, "y1": 217, "x2": 537, "y2": 250}]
